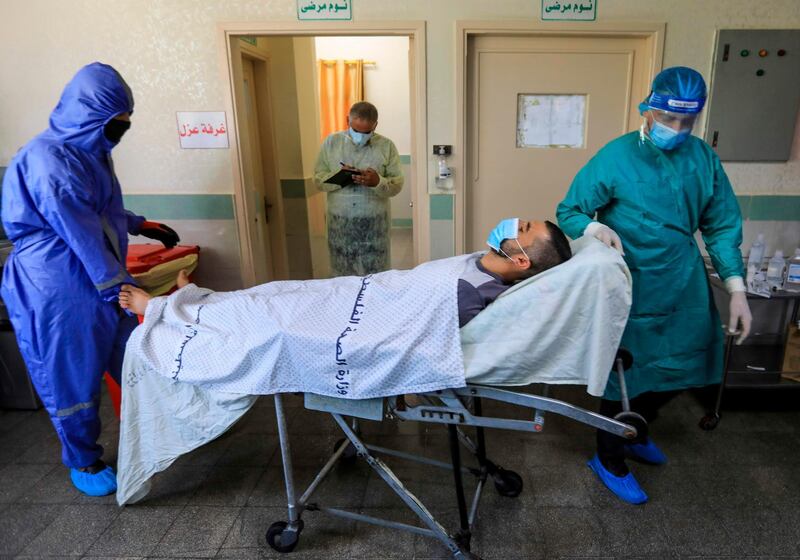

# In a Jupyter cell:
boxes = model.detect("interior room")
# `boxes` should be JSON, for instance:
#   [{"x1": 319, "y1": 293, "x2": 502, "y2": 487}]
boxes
[{"x1": 1, "y1": 1, "x2": 799, "y2": 559}]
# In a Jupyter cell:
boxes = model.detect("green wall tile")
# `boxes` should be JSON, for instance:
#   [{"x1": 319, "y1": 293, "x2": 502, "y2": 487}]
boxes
[
  {"x1": 736, "y1": 195, "x2": 752, "y2": 220},
  {"x1": 430, "y1": 194, "x2": 453, "y2": 220},
  {"x1": 748, "y1": 195, "x2": 800, "y2": 221},
  {"x1": 392, "y1": 218, "x2": 413, "y2": 228},
  {"x1": 121, "y1": 193, "x2": 800, "y2": 223},
  {"x1": 399, "y1": 154, "x2": 411, "y2": 165},
  {"x1": 123, "y1": 194, "x2": 234, "y2": 220}
]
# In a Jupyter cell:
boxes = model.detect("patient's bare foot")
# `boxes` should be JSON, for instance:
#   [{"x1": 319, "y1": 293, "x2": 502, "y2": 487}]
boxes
[
  {"x1": 176, "y1": 269, "x2": 190, "y2": 289},
  {"x1": 119, "y1": 285, "x2": 151, "y2": 316}
]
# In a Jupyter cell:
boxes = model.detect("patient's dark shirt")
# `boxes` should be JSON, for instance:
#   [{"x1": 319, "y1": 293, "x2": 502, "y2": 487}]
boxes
[{"x1": 457, "y1": 254, "x2": 512, "y2": 328}]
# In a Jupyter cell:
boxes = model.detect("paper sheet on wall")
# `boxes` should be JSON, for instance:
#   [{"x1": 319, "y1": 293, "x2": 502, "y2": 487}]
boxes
[
  {"x1": 516, "y1": 94, "x2": 586, "y2": 148},
  {"x1": 176, "y1": 111, "x2": 229, "y2": 149}
]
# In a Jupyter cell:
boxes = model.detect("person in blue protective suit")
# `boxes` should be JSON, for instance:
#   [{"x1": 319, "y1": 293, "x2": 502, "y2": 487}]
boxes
[
  {"x1": 556, "y1": 66, "x2": 752, "y2": 505},
  {"x1": 0, "y1": 63, "x2": 180, "y2": 496}
]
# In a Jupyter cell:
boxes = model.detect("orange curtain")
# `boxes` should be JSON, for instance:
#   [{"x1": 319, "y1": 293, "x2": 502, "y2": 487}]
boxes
[{"x1": 318, "y1": 59, "x2": 364, "y2": 140}]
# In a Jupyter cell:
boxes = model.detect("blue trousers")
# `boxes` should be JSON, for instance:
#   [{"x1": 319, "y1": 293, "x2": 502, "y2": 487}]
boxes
[{"x1": 4, "y1": 269, "x2": 137, "y2": 468}]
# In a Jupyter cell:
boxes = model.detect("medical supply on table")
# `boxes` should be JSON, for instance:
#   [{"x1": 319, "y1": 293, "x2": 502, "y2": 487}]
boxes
[
  {"x1": 767, "y1": 250, "x2": 786, "y2": 290},
  {"x1": 746, "y1": 233, "x2": 766, "y2": 290},
  {"x1": 783, "y1": 249, "x2": 800, "y2": 292}
]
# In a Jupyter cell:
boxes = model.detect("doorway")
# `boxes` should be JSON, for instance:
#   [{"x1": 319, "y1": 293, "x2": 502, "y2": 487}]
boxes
[
  {"x1": 223, "y1": 23, "x2": 427, "y2": 287},
  {"x1": 239, "y1": 52, "x2": 284, "y2": 281},
  {"x1": 457, "y1": 23, "x2": 664, "y2": 253}
]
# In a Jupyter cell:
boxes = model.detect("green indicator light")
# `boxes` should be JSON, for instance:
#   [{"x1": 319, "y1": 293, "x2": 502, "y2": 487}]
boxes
[{"x1": 740, "y1": 49, "x2": 750, "y2": 57}]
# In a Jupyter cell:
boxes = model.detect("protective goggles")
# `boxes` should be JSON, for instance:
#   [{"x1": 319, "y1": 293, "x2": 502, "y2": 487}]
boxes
[{"x1": 650, "y1": 109, "x2": 697, "y2": 131}]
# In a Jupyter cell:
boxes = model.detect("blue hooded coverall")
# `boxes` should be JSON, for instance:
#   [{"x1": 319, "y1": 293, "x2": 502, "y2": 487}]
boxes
[{"x1": 1, "y1": 63, "x2": 145, "y2": 469}]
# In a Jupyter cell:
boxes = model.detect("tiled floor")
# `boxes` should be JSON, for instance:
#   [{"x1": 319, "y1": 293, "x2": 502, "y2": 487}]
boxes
[{"x1": 1, "y1": 386, "x2": 800, "y2": 559}]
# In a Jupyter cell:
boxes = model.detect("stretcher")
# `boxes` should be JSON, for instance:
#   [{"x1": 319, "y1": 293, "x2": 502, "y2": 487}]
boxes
[
  {"x1": 115, "y1": 236, "x2": 635, "y2": 522},
  {"x1": 266, "y1": 349, "x2": 646, "y2": 559}
]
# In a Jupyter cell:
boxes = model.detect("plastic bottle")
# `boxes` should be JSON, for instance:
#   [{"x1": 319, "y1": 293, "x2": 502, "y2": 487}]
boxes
[
  {"x1": 783, "y1": 249, "x2": 800, "y2": 292},
  {"x1": 766, "y1": 250, "x2": 785, "y2": 291},
  {"x1": 746, "y1": 233, "x2": 766, "y2": 289}
]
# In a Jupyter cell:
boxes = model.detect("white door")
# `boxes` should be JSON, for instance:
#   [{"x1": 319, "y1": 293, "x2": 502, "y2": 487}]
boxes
[
  {"x1": 241, "y1": 57, "x2": 274, "y2": 281},
  {"x1": 466, "y1": 34, "x2": 655, "y2": 251}
]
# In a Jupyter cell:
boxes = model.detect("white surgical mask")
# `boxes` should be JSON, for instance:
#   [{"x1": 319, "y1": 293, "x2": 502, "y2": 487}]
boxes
[
  {"x1": 349, "y1": 128, "x2": 373, "y2": 147},
  {"x1": 486, "y1": 218, "x2": 530, "y2": 262}
]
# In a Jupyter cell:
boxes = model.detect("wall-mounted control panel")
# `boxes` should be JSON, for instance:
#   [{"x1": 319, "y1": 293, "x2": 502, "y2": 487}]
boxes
[{"x1": 704, "y1": 29, "x2": 800, "y2": 161}]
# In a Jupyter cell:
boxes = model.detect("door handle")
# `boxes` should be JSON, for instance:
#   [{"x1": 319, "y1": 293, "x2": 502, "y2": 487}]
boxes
[{"x1": 264, "y1": 196, "x2": 272, "y2": 224}]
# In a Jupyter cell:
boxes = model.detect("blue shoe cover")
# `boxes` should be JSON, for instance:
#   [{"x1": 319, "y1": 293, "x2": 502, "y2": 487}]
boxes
[
  {"x1": 70, "y1": 465, "x2": 117, "y2": 496},
  {"x1": 625, "y1": 438, "x2": 667, "y2": 465},
  {"x1": 587, "y1": 455, "x2": 648, "y2": 505}
]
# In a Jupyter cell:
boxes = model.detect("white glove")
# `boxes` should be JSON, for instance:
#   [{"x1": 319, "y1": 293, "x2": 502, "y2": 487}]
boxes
[
  {"x1": 728, "y1": 290, "x2": 752, "y2": 345},
  {"x1": 584, "y1": 222, "x2": 625, "y2": 255}
]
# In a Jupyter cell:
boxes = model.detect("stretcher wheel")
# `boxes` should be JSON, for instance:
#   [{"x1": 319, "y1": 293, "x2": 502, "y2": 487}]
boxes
[
  {"x1": 334, "y1": 438, "x2": 358, "y2": 463},
  {"x1": 614, "y1": 411, "x2": 648, "y2": 441},
  {"x1": 492, "y1": 468, "x2": 523, "y2": 498},
  {"x1": 266, "y1": 520, "x2": 303, "y2": 553},
  {"x1": 699, "y1": 414, "x2": 720, "y2": 431}
]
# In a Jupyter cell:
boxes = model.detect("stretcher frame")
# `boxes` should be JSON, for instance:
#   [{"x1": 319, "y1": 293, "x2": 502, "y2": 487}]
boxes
[{"x1": 267, "y1": 356, "x2": 641, "y2": 559}]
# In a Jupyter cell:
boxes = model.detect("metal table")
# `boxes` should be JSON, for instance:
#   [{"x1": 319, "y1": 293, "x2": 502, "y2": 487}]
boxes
[{"x1": 700, "y1": 275, "x2": 800, "y2": 430}]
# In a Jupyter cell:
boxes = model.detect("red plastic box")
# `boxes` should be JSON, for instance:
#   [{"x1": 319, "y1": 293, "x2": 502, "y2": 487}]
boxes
[{"x1": 126, "y1": 244, "x2": 200, "y2": 275}]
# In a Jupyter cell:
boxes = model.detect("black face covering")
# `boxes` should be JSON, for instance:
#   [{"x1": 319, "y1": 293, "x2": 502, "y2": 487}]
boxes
[{"x1": 104, "y1": 119, "x2": 131, "y2": 144}]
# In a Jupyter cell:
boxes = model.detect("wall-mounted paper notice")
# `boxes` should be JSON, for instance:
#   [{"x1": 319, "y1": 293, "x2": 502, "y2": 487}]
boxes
[
  {"x1": 177, "y1": 112, "x2": 229, "y2": 149},
  {"x1": 517, "y1": 95, "x2": 587, "y2": 148}
]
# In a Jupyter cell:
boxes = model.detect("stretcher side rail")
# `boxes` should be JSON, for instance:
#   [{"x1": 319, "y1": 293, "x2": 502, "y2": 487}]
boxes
[{"x1": 388, "y1": 386, "x2": 637, "y2": 439}]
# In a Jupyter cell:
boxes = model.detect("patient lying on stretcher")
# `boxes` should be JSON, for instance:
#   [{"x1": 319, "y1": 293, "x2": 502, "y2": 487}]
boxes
[
  {"x1": 119, "y1": 219, "x2": 572, "y2": 326},
  {"x1": 116, "y1": 221, "x2": 630, "y2": 505}
]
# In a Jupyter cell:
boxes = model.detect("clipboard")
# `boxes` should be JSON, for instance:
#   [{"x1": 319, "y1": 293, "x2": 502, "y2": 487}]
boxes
[{"x1": 324, "y1": 167, "x2": 358, "y2": 187}]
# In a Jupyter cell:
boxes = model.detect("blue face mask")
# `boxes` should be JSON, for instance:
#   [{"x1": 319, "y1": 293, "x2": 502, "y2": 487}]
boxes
[
  {"x1": 486, "y1": 218, "x2": 529, "y2": 261},
  {"x1": 648, "y1": 120, "x2": 691, "y2": 150},
  {"x1": 349, "y1": 127, "x2": 373, "y2": 147}
]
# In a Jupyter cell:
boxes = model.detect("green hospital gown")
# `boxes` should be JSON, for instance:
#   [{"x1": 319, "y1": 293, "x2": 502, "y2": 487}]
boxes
[
  {"x1": 314, "y1": 131, "x2": 404, "y2": 277},
  {"x1": 557, "y1": 132, "x2": 744, "y2": 400}
]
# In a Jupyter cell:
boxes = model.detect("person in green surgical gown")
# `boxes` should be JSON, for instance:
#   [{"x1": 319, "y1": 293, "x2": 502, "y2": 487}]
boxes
[
  {"x1": 314, "y1": 101, "x2": 404, "y2": 277},
  {"x1": 556, "y1": 67, "x2": 753, "y2": 505}
]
